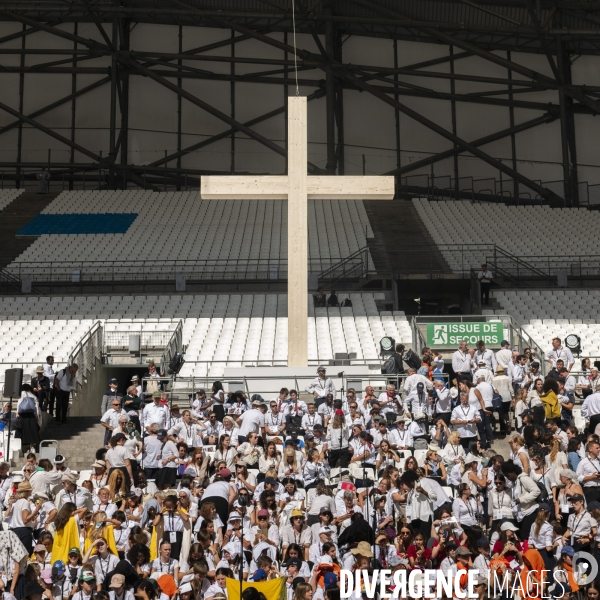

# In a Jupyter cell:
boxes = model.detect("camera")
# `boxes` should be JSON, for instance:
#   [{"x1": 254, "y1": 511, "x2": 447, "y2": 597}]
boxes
[{"x1": 238, "y1": 493, "x2": 250, "y2": 507}]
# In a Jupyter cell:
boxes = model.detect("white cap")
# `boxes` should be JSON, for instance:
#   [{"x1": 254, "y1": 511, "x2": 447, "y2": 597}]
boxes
[
  {"x1": 227, "y1": 511, "x2": 241, "y2": 521},
  {"x1": 319, "y1": 526, "x2": 333, "y2": 534},
  {"x1": 179, "y1": 583, "x2": 193, "y2": 594},
  {"x1": 500, "y1": 522, "x2": 519, "y2": 532}
]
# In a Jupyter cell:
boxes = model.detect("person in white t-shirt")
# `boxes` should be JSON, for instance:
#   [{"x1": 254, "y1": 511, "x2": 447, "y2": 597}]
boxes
[
  {"x1": 451, "y1": 392, "x2": 481, "y2": 449},
  {"x1": 235, "y1": 404, "x2": 267, "y2": 445}
]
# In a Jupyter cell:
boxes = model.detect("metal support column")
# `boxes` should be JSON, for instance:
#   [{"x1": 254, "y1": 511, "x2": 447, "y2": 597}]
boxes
[
  {"x1": 449, "y1": 46, "x2": 459, "y2": 198},
  {"x1": 334, "y1": 27, "x2": 344, "y2": 175},
  {"x1": 16, "y1": 24, "x2": 25, "y2": 189},
  {"x1": 109, "y1": 20, "x2": 118, "y2": 188},
  {"x1": 230, "y1": 29, "x2": 235, "y2": 174},
  {"x1": 284, "y1": 32, "x2": 288, "y2": 174},
  {"x1": 393, "y1": 39, "x2": 400, "y2": 190},
  {"x1": 557, "y1": 37, "x2": 579, "y2": 206},
  {"x1": 177, "y1": 25, "x2": 182, "y2": 189},
  {"x1": 70, "y1": 23, "x2": 78, "y2": 190},
  {"x1": 507, "y1": 51, "x2": 519, "y2": 201},
  {"x1": 557, "y1": 39, "x2": 572, "y2": 207},
  {"x1": 324, "y1": 0, "x2": 336, "y2": 174},
  {"x1": 119, "y1": 19, "x2": 130, "y2": 189}
]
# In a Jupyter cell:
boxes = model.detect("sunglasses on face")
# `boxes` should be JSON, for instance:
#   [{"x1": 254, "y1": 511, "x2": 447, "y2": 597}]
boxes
[{"x1": 258, "y1": 516, "x2": 268, "y2": 520}]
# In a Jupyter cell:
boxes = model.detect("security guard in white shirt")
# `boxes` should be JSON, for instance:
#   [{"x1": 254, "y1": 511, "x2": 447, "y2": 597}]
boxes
[
  {"x1": 474, "y1": 341, "x2": 497, "y2": 371},
  {"x1": 305, "y1": 366, "x2": 336, "y2": 402},
  {"x1": 452, "y1": 340, "x2": 473, "y2": 382},
  {"x1": 545, "y1": 337, "x2": 575, "y2": 372}
]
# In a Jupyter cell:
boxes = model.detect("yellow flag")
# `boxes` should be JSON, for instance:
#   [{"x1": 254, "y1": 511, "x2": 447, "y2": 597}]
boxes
[
  {"x1": 225, "y1": 576, "x2": 286, "y2": 600},
  {"x1": 52, "y1": 517, "x2": 81, "y2": 563}
]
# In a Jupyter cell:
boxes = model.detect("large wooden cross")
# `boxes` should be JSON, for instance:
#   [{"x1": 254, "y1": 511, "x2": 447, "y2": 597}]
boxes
[{"x1": 201, "y1": 97, "x2": 394, "y2": 366}]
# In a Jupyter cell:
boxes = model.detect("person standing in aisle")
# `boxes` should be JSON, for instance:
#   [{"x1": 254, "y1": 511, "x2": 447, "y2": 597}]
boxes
[{"x1": 54, "y1": 364, "x2": 78, "y2": 424}]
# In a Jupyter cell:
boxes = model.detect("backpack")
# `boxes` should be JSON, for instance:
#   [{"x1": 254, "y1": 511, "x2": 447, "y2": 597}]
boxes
[
  {"x1": 381, "y1": 355, "x2": 397, "y2": 375},
  {"x1": 489, "y1": 383, "x2": 503, "y2": 410},
  {"x1": 535, "y1": 472, "x2": 549, "y2": 503},
  {"x1": 541, "y1": 391, "x2": 561, "y2": 420},
  {"x1": 403, "y1": 349, "x2": 422, "y2": 370},
  {"x1": 341, "y1": 298, "x2": 352, "y2": 307},
  {"x1": 18, "y1": 395, "x2": 36, "y2": 413}
]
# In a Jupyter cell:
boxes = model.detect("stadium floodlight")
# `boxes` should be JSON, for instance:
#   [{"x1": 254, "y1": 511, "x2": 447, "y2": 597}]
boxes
[
  {"x1": 380, "y1": 336, "x2": 395, "y2": 356},
  {"x1": 565, "y1": 334, "x2": 581, "y2": 356}
]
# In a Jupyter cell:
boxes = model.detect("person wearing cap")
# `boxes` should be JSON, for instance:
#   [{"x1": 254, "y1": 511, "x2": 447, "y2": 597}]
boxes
[
  {"x1": 107, "y1": 573, "x2": 133, "y2": 600},
  {"x1": 101, "y1": 397, "x2": 129, "y2": 447},
  {"x1": 55, "y1": 471, "x2": 93, "y2": 514},
  {"x1": 281, "y1": 509, "x2": 311, "y2": 559},
  {"x1": 32, "y1": 492, "x2": 57, "y2": 534},
  {"x1": 473, "y1": 359, "x2": 494, "y2": 386},
  {"x1": 454, "y1": 546, "x2": 473, "y2": 596},
  {"x1": 235, "y1": 402, "x2": 267, "y2": 446},
  {"x1": 249, "y1": 508, "x2": 280, "y2": 550},
  {"x1": 562, "y1": 492, "x2": 597, "y2": 551},
  {"x1": 31, "y1": 365, "x2": 51, "y2": 414},
  {"x1": 130, "y1": 374, "x2": 142, "y2": 398},
  {"x1": 191, "y1": 388, "x2": 209, "y2": 416},
  {"x1": 101, "y1": 379, "x2": 123, "y2": 418},
  {"x1": 141, "y1": 392, "x2": 170, "y2": 433},
  {"x1": 71, "y1": 569, "x2": 96, "y2": 600},
  {"x1": 6, "y1": 481, "x2": 41, "y2": 553},
  {"x1": 308, "y1": 526, "x2": 337, "y2": 564},
  {"x1": 552, "y1": 546, "x2": 578, "y2": 597},
  {"x1": 305, "y1": 367, "x2": 336, "y2": 402}
]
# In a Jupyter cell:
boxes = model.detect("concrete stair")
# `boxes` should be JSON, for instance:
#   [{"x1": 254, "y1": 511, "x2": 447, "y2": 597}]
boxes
[
  {"x1": 0, "y1": 191, "x2": 61, "y2": 269},
  {"x1": 42, "y1": 417, "x2": 106, "y2": 472},
  {"x1": 363, "y1": 199, "x2": 452, "y2": 274}
]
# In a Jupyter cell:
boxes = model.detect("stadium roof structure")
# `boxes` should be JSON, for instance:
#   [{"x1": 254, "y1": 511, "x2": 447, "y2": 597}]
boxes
[{"x1": 1, "y1": 0, "x2": 599, "y2": 203}]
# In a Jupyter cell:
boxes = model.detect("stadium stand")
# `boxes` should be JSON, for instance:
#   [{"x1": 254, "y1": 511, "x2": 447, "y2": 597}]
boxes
[
  {"x1": 412, "y1": 197, "x2": 600, "y2": 272},
  {"x1": 492, "y1": 289, "x2": 600, "y2": 358},
  {"x1": 0, "y1": 292, "x2": 411, "y2": 381},
  {"x1": 8, "y1": 192, "x2": 374, "y2": 273},
  {"x1": 0, "y1": 188, "x2": 24, "y2": 212}
]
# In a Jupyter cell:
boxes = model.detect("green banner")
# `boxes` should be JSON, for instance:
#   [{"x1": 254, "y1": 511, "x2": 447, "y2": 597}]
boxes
[{"x1": 426, "y1": 322, "x2": 504, "y2": 347}]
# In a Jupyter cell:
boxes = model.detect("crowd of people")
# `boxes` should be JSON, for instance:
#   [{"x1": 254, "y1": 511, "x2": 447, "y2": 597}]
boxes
[{"x1": 2, "y1": 338, "x2": 600, "y2": 600}]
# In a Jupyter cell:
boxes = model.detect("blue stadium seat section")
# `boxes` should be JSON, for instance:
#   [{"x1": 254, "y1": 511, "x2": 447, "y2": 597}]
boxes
[{"x1": 17, "y1": 213, "x2": 138, "y2": 235}]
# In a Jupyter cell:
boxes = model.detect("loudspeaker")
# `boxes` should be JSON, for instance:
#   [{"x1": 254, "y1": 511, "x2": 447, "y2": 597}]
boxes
[{"x1": 4, "y1": 368, "x2": 23, "y2": 397}]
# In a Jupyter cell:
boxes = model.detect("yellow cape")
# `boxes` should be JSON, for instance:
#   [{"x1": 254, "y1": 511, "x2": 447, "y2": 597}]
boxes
[
  {"x1": 226, "y1": 576, "x2": 286, "y2": 600},
  {"x1": 52, "y1": 517, "x2": 81, "y2": 563},
  {"x1": 149, "y1": 508, "x2": 191, "y2": 562},
  {"x1": 84, "y1": 524, "x2": 119, "y2": 557}
]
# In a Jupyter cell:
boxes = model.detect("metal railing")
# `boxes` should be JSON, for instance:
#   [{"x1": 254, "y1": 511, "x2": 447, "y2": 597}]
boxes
[
  {"x1": 400, "y1": 174, "x2": 599, "y2": 209},
  {"x1": 160, "y1": 321, "x2": 183, "y2": 376},
  {"x1": 170, "y1": 371, "x2": 450, "y2": 399},
  {"x1": 3, "y1": 254, "x2": 375, "y2": 285},
  {"x1": 104, "y1": 327, "x2": 177, "y2": 354},
  {"x1": 68, "y1": 320, "x2": 103, "y2": 388}
]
